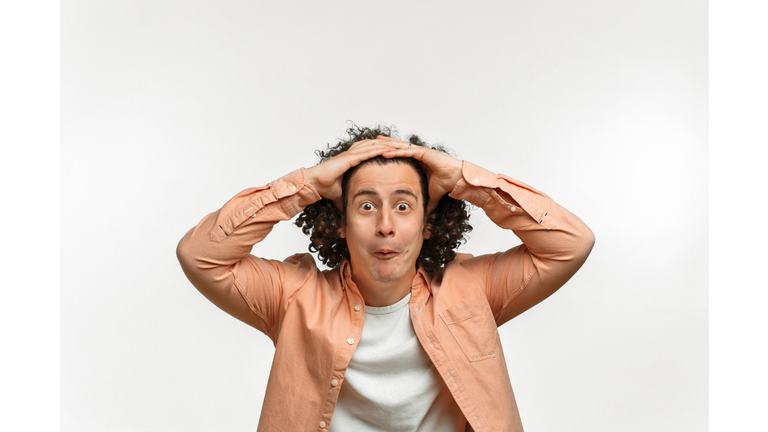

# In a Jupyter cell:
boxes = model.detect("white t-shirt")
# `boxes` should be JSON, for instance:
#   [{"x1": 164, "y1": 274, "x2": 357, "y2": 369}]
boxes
[{"x1": 328, "y1": 293, "x2": 466, "y2": 432}]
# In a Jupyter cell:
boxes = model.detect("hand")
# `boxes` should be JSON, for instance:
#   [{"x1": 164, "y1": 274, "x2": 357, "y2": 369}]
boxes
[
  {"x1": 305, "y1": 139, "x2": 396, "y2": 211},
  {"x1": 378, "y1": 136, "x2": 463, "y2": 214}
]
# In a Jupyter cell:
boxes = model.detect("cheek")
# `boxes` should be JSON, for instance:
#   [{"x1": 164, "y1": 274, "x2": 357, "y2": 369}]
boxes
[{"x1": 410, "y1": 228, "x2": 428, "y2": 250}]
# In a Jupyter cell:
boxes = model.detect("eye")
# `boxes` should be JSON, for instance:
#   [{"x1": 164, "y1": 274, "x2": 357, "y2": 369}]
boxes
[
  {"x1": 396, "y1": 203, "x2": 411, "y2": 212},
  {"x1": 360, "y1": 202, "x2": 374, "y2": 211}
]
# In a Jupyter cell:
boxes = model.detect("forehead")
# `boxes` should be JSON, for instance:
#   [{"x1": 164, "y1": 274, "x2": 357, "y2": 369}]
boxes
[{"x1": 347, "y1": 162, "x2": 424, "y2": 202}]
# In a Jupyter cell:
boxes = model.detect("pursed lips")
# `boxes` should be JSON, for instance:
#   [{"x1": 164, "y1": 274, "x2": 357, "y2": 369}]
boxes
[{"x1": 372, "y1": 248, "x2": 398, "y2": 259}]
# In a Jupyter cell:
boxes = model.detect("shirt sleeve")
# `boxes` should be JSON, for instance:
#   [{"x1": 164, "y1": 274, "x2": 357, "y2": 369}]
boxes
[
  {"x1": 176, "y1": 168, "x2": 322, "y2": 337},
  {"x1": 449, "y1": 161, "x2": 595, "y2": 326}
]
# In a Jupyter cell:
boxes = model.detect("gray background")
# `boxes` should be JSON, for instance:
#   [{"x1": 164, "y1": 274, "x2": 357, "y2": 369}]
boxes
[{"x1": 61, "y1": 1, "x2": 707, "y2": 430}]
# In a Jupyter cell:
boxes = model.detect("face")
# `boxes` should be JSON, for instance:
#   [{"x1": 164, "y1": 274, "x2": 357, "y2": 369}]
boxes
[{"x1": 340, "y1": 162, "x2": 430, "y2": 290}]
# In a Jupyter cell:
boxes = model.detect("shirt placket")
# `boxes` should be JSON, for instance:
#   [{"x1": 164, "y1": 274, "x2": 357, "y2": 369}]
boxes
[
  {"x1": 409, "y1": 282, "x2": 486, "y2": 432},
  {"x1": 317, "y1": 274, "x2": 365, "y2": 431}
]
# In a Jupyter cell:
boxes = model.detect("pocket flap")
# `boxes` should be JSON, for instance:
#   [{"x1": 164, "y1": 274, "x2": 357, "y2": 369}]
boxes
[{"x1": 440, "y1": 289, "x2": 485, "y2": 325}]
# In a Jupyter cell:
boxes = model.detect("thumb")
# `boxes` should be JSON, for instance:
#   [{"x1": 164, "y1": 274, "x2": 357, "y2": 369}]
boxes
[{"x1": 426, "y1": 196, "x2": 439, "y2": 215}]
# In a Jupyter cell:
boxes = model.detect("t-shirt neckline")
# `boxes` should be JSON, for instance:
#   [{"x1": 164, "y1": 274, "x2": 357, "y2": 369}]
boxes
[{"x1": 365, "y1": 292, "x2": 412, "y2": 315}]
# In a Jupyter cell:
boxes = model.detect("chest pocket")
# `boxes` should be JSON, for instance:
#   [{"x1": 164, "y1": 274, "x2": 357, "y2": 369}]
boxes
[{"x1": 439, "y1": 288, "x2": 499, "y2": 362}]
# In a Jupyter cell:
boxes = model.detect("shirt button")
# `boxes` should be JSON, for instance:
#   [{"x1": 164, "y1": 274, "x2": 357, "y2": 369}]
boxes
[
  {"x1": 319, "y1": 421, "x2": 326, "y2": 428},
  {"x1": 510, "y1": 206, "x2": 516, "y2": 212},
  {"x1": 347, "y1": 338, "x2": 354, "y2": 345},
  {"x1": 331, "y1": 379, "x2": 338, "y2": 387},
  {"x1": 289, "y1": 183, "x2": 297, "y2": 192},
  {"x1": 472, "y1": 176, "x2": 479, "y2": 183},
  {"x1": 354, "y1": 305, "x2": 361, "y2": 311}
]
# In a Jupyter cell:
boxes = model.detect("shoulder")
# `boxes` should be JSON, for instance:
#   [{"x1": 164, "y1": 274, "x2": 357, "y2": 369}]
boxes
[
  {"x1": 283, "y1": 252, "x2": 318, "y2": 268},
  {"x1": 281, "y1": 253, "x2": 342, "y2": 291},
  {"x1": 450, "y1": 252, "x2": 475, "y2": 264},
  {"x1": 438, "y1": 253, "x2": 484, "y2": 290}
]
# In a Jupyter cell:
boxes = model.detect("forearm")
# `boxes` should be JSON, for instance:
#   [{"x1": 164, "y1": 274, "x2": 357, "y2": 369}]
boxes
[
  {"x1": 176, "y1": 168, "x2": 321, "y2": 305},
  {"x1": 450, "y1": 161, "x2": 595, "y2": 322}
]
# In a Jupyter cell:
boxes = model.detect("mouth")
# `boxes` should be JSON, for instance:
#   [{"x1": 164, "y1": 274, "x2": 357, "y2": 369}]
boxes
[{"x1": 373, "y1": 249, "x2": 398, "y2": 259}]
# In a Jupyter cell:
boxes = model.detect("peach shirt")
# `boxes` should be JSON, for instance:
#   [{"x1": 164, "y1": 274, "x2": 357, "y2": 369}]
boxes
[{"x1": 177, "y1": 161, "x2": 594, "y2": 432}]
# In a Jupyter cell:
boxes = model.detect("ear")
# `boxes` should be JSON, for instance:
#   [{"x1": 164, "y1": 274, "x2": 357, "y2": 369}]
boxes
[
  {"x1": 339, "y1": 220, "x2": 346, "y2": 239},
  {"x1": 422, "y1": 222, "x2": 431, "y2": 240}
]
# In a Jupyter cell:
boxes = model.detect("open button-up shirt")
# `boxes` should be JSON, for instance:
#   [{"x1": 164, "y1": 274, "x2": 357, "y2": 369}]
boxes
[{"x1": 177, "y1": 161, "x2": 594, "y2": 432}]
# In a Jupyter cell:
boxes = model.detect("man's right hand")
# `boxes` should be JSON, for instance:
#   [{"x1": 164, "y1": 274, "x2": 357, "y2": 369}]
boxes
[{"x1": 304, "y1": 139, "x2": 396, "y2": 211}]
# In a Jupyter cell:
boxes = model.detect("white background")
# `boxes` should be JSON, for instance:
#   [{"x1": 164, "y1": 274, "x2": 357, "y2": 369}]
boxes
[
  {"x1": 61, "y1": 1, "x2": 705, "y2": 431},
  {"x1": 6, "y1": 0, "x2": 762, "y2": 431}
]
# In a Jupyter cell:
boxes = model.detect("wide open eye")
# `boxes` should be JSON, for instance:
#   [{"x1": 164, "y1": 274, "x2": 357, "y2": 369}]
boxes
[
  {"x1": 396, "y1": 203, "x2": 411, "y2": 212},
  {"x1": 360, "y1": 202, "x2": 374, "y2": 211}
]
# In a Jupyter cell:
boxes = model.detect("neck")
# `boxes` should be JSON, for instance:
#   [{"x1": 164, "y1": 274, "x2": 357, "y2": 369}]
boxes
[{"x1": 351, "y1": 269, "x2": 416, "y2": 307}]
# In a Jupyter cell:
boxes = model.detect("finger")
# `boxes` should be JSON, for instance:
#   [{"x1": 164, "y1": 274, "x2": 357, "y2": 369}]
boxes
[
  {"x1": 348, "y1": 142, "x2": 396, "y2": 155},
  {"x1": 381, "y1": 147, "x2": 429, "y2": 160},
  {"x1": 347, "y1": 138, "x2": 378, "y2": 151},
  {"x1": 348, "y1": 138, "x2": 398, "y2": 151},
  {"x1": 344, "y1": 144, "x2": 398, "y2": 167},
  {"x1": 332, "y1": 197, "x2": 344, "y2": 213},
  {"x1": 382, "y1": 148, "x2": 435, "y2": 179},
  {"x1": 376, "y1": 135, "x2": 405, "y2": 142},
  {"x1": 426, "y1": 197, "x2": 440, "y2": 215},
  {"x1": 375, "y1": 136, "x2": 416, "y2": 148},
  {"x1": 348, "y1": 139, "x2": 399, "y2": 153},
  {"x1": 345, "y1": 140, "x2": 390, "y2": 154},
  {"x1": 367, "y1": 138, "x2": 406, "y2": 150}
]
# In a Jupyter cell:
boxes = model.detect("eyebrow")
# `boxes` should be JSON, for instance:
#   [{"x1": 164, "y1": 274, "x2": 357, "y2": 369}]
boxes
[{"x1": 352, "y1": 189, "x2": 419, "y2": 201}]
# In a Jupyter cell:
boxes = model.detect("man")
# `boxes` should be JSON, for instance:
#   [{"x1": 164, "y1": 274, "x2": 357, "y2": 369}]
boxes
[{"x1": 177, "y1": 125, "x2": 594, "y2": 431}]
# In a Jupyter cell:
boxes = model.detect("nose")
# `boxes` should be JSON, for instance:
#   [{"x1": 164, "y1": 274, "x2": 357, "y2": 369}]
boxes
[{"x1": 376, "y1": 209, "x2": 395, "y2": 238}]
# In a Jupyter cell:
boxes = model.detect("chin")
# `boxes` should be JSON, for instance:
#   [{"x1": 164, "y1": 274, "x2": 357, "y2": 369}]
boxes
[
  {"x1": 370, "y1": 272, "x2": 398, "y2": 284},
  {"x1": 370, "y1": 265, "x2": 405, "y2": 284}
]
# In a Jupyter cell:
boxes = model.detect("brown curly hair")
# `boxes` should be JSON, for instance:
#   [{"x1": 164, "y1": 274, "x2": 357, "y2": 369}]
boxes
[{"x1": 295, "y1": 124, "x2": 473, "y2": 273}]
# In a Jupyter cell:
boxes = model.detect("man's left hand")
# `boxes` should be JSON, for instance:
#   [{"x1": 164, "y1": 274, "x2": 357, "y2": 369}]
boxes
[{"x1": 378, "y1": 136, "x2": 463, "y2": 214}]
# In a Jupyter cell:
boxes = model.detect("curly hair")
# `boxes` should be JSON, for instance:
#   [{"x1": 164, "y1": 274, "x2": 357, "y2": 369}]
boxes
[{"x1": 295, "y1": 124, "x2": 473, "y2": 273}]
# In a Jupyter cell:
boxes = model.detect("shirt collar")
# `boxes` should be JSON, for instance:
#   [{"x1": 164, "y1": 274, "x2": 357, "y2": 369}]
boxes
[{"x1": 413, "y1": 264, "x2": 432, "y2": 294}]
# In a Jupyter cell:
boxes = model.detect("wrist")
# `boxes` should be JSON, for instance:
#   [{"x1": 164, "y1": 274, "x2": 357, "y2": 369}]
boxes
[
  {"x1": 304, "y1": 166, "x2": 322, "y2": 195},
  {"x1": 440, "y1": 159, "x2": 464, "y2": 196},
  {"x1": 450, "y1": 159, "x2": 464, "y2": 190}
]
